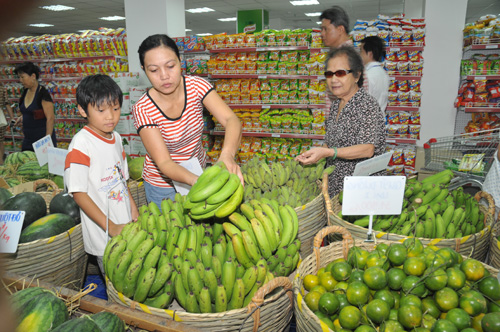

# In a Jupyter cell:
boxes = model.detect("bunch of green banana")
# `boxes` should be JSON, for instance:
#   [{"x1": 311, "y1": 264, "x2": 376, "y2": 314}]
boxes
[
  {"x1": 341, "y1": 169, "x2": 486, "y2": 239},
  {"x1": 223, "y1": 198, "x2": 301, "y2": 278},
  {"x1": 184, "y1": 162, "x2": 244, "y2": 220},
  {"x1": 241, "y1": 157, "x2": 334, "y2": 207}
]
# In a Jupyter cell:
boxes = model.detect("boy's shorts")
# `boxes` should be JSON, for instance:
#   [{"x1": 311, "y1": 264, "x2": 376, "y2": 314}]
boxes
[
  {"x1": 144, "y1": 181, "x2": 176, "y2": 212},
  {"x1": 0, "y1": 125, "x2": 6, "y2": 141}
]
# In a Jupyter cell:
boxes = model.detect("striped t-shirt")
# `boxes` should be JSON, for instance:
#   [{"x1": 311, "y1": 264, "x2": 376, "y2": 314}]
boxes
[{"x1": 132, "y1": 75, "x2": 213, "y2": 188}]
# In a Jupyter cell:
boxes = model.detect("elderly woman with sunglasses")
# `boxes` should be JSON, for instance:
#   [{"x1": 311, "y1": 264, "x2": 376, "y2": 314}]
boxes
[{"x1": 296, "y1": 46, "x2": 386, "y2": 198}]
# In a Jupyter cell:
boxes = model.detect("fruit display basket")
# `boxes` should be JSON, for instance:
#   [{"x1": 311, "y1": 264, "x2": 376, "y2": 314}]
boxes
[
  {"x1": 326, "y1": 190, "x2": 495, "y2": 263},
  {"x1": 1, "y1": 224, "x2": 87, "y2": 291},
  {"x1": 292, "y1": 225, "x2": 500, "y2": 332},
  {"x1": 9, "y1": 179, "x2": 62, "y2": 212},
  {"x1": 128, "y1": 179, "x2": 147, "y2": 208},
  {"x1": 488, "y1": 213, "x2": 500, "y2": 269},
  {"x1": 106, "y1": 276, "x2": 293, "y2": 332},
  {"x1": 293, "y1": 172, "x2": 328, "y2": 258}
]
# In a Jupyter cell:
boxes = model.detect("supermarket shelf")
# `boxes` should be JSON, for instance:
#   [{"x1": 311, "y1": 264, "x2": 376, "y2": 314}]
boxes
[
  {"x1": 0, "y1": 55, "x2": 126, "y2": 64},
  {"x1": 386, "y1": 106, "x2": 420, "y2": 112},
  {"x1": 389, "y1": 75, "x2": 422, "y2": 81},
  {"x1": 212, "y1": 130, "x2": 324, "y2": 139},
  {"x1": 386, "y1": 45, "x2": 424, "y2": 51},
  {"x1": 464, "y1": 43, "x2": 500, "y2": 51},
  {"x1": 461, "y1": 106, "x2": 500, "y2": 113},
  {"x1": 209, "y1": 74, "x2": 324, "y2": 80},
  {"x1": 463, "y1": 75, "x2": 500, "y2": 80},
  {"x1": 0, "y1": 76, "x2": 81, "y2": 82},
  {"x1": 209, "y1": 45, "x2": 310, "y2": 53},
  {"x1": 56, "y1": 117, "x2": 86, "y2": 122},
  {"x1": 227, "y1": 103, "x2": 326, "y2": 109},
  {"x1": 386, "y1": 137, "x2": 417, "y2": 144}
]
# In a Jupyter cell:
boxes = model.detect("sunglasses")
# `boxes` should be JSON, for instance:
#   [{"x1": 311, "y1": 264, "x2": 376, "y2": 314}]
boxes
[{"x1": 324, "y1": 69, "x2": 353, "y2": 78}]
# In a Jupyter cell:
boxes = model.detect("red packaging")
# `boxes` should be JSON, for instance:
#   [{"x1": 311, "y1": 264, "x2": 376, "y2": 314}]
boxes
[
  {"x1": 391, "y1": 148, "x2": 404, "y2": 165},
  {"x1": 387, "y1": 112, "x2": 400, "y2": 124},
  {"x1": 389, "y1": 79, "x2": 398, "y2": 92},
  {"x1": 397, "y1": 50, "x2": 408, "y2": 62},
  {"x1": 404, "y1": 148, "x2": 416, "y2": 167},
  {"x1": 397, "y1": 80, "x2": 409, "y2": 92},
  {"x1": 410, "y1": 112, "x2": 421, "y2": 125},
  {"x1": 386, "y1": 50, "x2": 398, "y2": 62}
]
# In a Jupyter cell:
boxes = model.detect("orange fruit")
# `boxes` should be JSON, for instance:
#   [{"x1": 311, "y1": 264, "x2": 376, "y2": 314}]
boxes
[
  {"x1": 435, "y1": 287, "x2": 459, "y2": 312},
  {"x1": 421, "y1": 313, "x2": 437, "y2": 330},
  {"x1": 400, "y1": 294, "x2": 422, "y2": 309},
  {"x1": 348, "y1": 269, "x2": 365, "y2": 284},
  {"x1": 305, "y1": 290, "x2": 322, "y2": 312},
  {"x1": 432, "y1": 319, "x2": 459, "y2": 332},
  {"x1": 310, "y1": 284, "x2": 327, "y2": 295},
  {"x1": 403, "y1": 237, "x2": 424, "y2": 257},
  {"x1": 366, "y1": 299, "x2": 391, "y2": 324},
  {"x1": 303, "y1": 274, "x2": 320, "y2": 291},
  {"x1": 402, "y1": 275, "x2": 426, "y2": 297},
  {"x1": 481, "y1": 312, "x2": 500, "y2": 332},
  {"x1": 488, "y1": 299, "x2": 500, "y2": 313},
  {"x1": 459, "y1": 290, "x2": 487, "y2": 316},
  {"x1": 320, "y1": 272, "x2": 338, "y2": 292},
  {"x1": 425, "y1": 250, "x2": 446, "y2": 269},
  {"x1": 354, "y1": 325, "x2": 376, "y2": 332},
  {"x1": 403, "y1": 256, "x2": 426, "y2": 276},
  {"x1": 387, "y1": 267, "x2": 406, "y2": 291},
  {"x1": 436, "y1": 248, "x2": 457, "y2": 268},
  {"x1": 478, "y1": 276, "x2": 500, "y2": 301},
  {"x1": 389, "y1": 308, "x2": 398, "y2": 321},
  {"x1": 472, "y1": 313, "x2": 485, "y2": 332},
  {"x1": 460, "y1": 258, "x2": 485, "y2": 281},
  {"x1": 446, "y1": 267, "x2": 466, "y2": 290},
  {"x1": 339, "y1": 305, "x2": 361, "y2": 330},
  {"x1": 425, "y1": 268, "x2": 448, "y2": 291},
  {"x1": 391, "y1": 290, "x2": 401, "y2": 309},
  {"x1": 387, "y1": 243, "x2": 407, "y2": 267},
  {"x1": 422, "y1": 297, "x2": 441, "y2": 319},
  {"x1": 314, "y1": 311, "x2": 335, "y2": 330},
  {"x1": 347, "y1": 247, "x2": 369, "y2": 270},
  {"x1": 331, "y1": 261, "x2": 352, "y2": 281},
  {"x1": 398, "y1": 305, "x2": 422, "y2": 329},
  {"x1": 445, "y1": 308, "x2": 471, "y2": 330},
  {"x1": 317, "y1": 267, "x2": 327, "y2": 277},
  {"x1": 379, "y1": 320, "x2": 405, "y2": 332},
  {"x1": 365, "y1": 251, "x2": 390, "y2": 270},
  {"x1": 319, "y1": 292, "x2": 340, "y2": 316},
  {"x1": 373, "y1": 289, "x2": 395, "y2": 309},
  {"x1": 334, "y1": 281, "x2": 349, "y2": 292},
  {"x1": 363, "y1": 266, "x2": 388, "y2": 290},
  {"x1": 376, "y1": 243, "x2": 389, "y2": 255},
  {"x1": 346, "y1": 281, "x2": 370, "y2": 306}
]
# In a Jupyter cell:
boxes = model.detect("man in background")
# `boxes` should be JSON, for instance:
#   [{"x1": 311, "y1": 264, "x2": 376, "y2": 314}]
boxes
[
  {"x1": 319, "y1": 6, "x2": 353, "y2": 48},
  {"x1": 360, "y1": 36, "x2": 390, "y2": 114}
]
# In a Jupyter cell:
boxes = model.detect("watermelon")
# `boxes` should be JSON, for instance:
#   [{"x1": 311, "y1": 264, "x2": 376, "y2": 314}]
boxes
[
  {"x1": 1, "y1": 192, "x2": 46, "y2": 228},
  {"x1": 49, "y1": 192, "x2": 80, "y2": 223},
  {"x1": 12, "y1": 288, "x2": 69, "y2": 332},
  {"x1": 52, "y1": 175, "x2": 64, "y2": 189},
  {"x1": 51, "y1": 315, "x2": 101, "y2": 332},
  {"x1": 90, "y1": 311, "x2": 126, "y2": 332},
  {"x1": 10, "y1": 287, "x2": 52, "y2": 313},
  {"x1": 17, "y1": 161, "x2": 49, "y2": 181},
  {"x1": 19, "y1": 213, "x2": 76, "y2": 243},
  {"x1": 128, "y1": 157, "x2": 145, "y2": 180},
  {"x1": 0, "y1": 187, "x2": 13, "y2": 206}
]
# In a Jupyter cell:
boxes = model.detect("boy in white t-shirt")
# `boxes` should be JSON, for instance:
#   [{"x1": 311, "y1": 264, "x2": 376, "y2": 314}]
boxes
[{"x1": 64, "y1": 74, "x2": 139, "y2": 276}]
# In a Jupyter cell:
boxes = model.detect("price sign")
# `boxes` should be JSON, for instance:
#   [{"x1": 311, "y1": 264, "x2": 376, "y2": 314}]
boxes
[
  {"x1": 48, "y1": 147, "x2": 69, "y2": 176},
  {"x1": 0, "y1": 211, "x2": 25, "y2": 253},
  {"x1": 172, "y1": 158, "x2": 203, "y2": 196},
  {"x1": 32, "y1": 135, "x2": 53, "y2": 166}
]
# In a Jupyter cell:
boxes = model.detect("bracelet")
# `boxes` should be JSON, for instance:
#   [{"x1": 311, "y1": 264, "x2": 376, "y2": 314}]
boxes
[{"x1": 332, "y1": 147, "x2": 338, "y2": 160}]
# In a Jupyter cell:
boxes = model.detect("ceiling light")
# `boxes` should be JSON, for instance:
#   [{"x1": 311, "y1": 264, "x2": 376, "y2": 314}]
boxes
[
  {"x1": 305, "y1": 12, "x2": 322, "y2": 17},
  {"x1": 185, "y1": 29, "x2": 192, "y2": 32},
  {"x1": 186, "y1": 7, "x2": 214, "y2": 13},
  {"x1": 290, "y1": 0, "x2": 319, "y2": 5},
  {"x1": 40, "y1": 5, "x2": 75, "y2": 11},
  {"x1": 99, "y1": 16, "x2": 125, "y2": 21},
  {"x1": 218, "y1": 17, "x2": 237, "y2": 22},
  {"x1": 197, "y1": 33, "x2": 212, "y2": 36},
  {"x1": 29, "y1": 23, "x2": 54, "y2": 27}
]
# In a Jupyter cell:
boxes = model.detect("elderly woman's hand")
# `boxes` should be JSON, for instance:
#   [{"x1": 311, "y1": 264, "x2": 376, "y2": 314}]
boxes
[
  {"x1": 296, "y1": 147, "x2": 331, "y2": 165},
  {"x1": 218, "y1": 153, "x2": 244, "y2": 185}
]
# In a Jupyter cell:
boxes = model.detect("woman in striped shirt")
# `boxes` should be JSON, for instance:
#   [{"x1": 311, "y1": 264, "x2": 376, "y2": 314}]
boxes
[{"x1": 133, "y1": 34, "x2": 242, "y2": 208}]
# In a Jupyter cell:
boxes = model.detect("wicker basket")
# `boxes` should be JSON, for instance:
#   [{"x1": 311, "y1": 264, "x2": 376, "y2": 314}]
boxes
[
  {"x1": 293, "y1": 172, "x2": 328, "y2": 258},
  {"x1": 106, "y1": 276, "x2": 293, "y2": 332},
  {"x1": 9, "y1": 179, "x2": 62, "y2": 212},
  {"x1": 292, "y1": 225, "x2": 500, "y2": 332},
  {"x1": 488, "y1": 213, "x2": 500, "y2": 268},
  {"x1": 128, "y1": 179, "x2": 147, "y2": 208},
  {"x1": 326, "y1": 190, "x2": 495, "y2": 263},
  {"x1": 1, "y1": 224, "x2": 88, "y2": 291}
]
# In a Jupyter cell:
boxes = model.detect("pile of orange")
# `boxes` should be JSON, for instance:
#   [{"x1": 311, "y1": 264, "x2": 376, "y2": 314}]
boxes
[{"x1": 302, "y1": 238, "x2": 500, "y2": 332}]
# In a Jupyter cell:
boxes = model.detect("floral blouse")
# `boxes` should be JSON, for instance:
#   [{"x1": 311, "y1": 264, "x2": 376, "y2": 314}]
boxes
[{"x1": 324, "y1": 88, "x2": 386, "y2": 197}]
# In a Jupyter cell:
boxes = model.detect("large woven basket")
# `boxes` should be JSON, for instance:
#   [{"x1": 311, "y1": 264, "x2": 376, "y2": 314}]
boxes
[
  {"x1": 106, "y1": 276, "x2": 293, "y2": 332},
  {"x1": 488, "y1": 213, "x2": 500, "y2": 268},
  {"x1": 292, "y1": 225, "x2": 500, "y2": 332},
  {"x1": 293, "y1": 172, "x2": 328, "y2": 258},
  {"x1": 326, "y1": 190, "x2": 495, "y2": 263},
  {"x1": 1, "y1": 224, "x2": 88, "y2": 291},
  {"x1": 9, "y1": 179, "x2": 62, "y2": 212},
  {"x1": 128, "y1": 179, "x2": 147, "y2": 208}
]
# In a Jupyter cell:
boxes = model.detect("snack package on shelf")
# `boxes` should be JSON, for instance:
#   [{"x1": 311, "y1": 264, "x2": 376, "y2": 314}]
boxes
[
  {"x1": 455, "y1": 79, "x2": 500, "y2": 107},
  {"x1": 463, "y1": 14, "x2": 500, "y2": 46},
  {"x1": 385, "y1": 110, "x2": 420, "y2": 139},
  {"x1": 385, "y1": 144, "x2": 416, "y2": 176}
]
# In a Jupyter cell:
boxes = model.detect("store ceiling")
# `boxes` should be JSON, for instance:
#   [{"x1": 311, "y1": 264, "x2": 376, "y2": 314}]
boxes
[{"x1": 5, "y1": 0, "x2": 500, "y2": 38}]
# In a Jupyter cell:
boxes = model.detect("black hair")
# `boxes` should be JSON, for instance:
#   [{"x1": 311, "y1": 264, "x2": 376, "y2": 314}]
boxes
[
  {"x1": 76, "y1": 74, "x2": 123, "y2": 114},
  {"x1": 319, "y1": 6, "x2": 350, "y2": 34},
  {"x1": 325, "y1": 46, "x2": 364, "y2": 88},
  {"x1": 138, "y1": 34, "x2": 181, "y2": 68},
  {"x1": 14, "y1": 62, "x2": 40, "y2": 79},
  {"x1": 361, "y1": 36, "x2": 386, "y2": 62}
]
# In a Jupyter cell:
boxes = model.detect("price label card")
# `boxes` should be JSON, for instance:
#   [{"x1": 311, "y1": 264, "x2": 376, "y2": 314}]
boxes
[
  {"x1": 48, "y1": 147, "x2": 69, "y2": 176},
  {"x1": 172, "y1": 158, "x2": 203, "y2": 196},
  {"x1": 271, "y1": 133, "x2": 281, "y2": 138},
  {"x1": 32, "y1": 135, "x2": 53, "y2": 166},
  {"x1": 353, "y1": 152, "x2": 392, "y2": 176},
  {"x1": 342, "y1": 176, "x2": 406, "y2": 216},
  {"x1": 0, "y1": 211, "x2": 25, "y2": 253}
]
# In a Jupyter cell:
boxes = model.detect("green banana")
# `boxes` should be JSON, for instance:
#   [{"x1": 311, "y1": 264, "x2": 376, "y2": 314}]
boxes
[
  {"x1": 232, "y1": 234, "x2": 254, "y2": 268},
  {"x1": 105, "y1": 238, "x2": 127, "y2": 278},
  {"x1": 189, "y1": 200, "x2": 224, "y2": 215},
  {"x1": 228, "y1": 212, "x2": 258, "y2": 244},
  {"x1": 241, "y1": 230, "x2": 262, "y2": 264},
  {"x1": 188, "y1": 164, "x2": 223, "y2": 200},
  {"x1": 186, "y1": 291, "x2": 201, "y2": 313},
  {"x1": 223, "y1": 222, "x2": 243, "y2": 239},
  {"x1": 188, "y1": 266, "x2": 204, "y2": 301},
  {"x1": 255, "y1": 209, "x2": 278, "y2": 252},
  {"x1": 240, "y1": 203, "x2": 256, "y2": 221},
  {"x1": 177, "y1": 227, "x2": 189, "y2": 257},
  {"x1": 215, "y1": 183, "x2": 244, "y2": 218},
  {"x1": 199, "y1": 287, "x2": 213, "y2": 313},
  {"x1": 250, "y1": 218, "x2": 272, "y2": 259},
  {"x1": 243, "y1": 280, "x2": 262, "y2": 307},
  {"x1": 122, "y1": 257, "x2": 144, "y2": 298},
  {"x1": 166, "y1": 226, "x2": 181, "y2": 259},
  {"x1": 212, "y1": 255, "x2": 222, "y2": 280},
  {"x1": 111, "y1": 249, "x2": 133, "y2": 293},
  {"x1": 132, "y1": 236, "x2": 154, "y2": 262},
  {"x1": 215, "y1": 284, "x2": 227, "y2": 313},
  {"x1": 126, "y1": 229, "x2": 147, "y2": 253},
  {"x1": 227, "y1": 278, "x2": 245, "y2": 310},
  {"x1": 278, "y1": 206, "x2": 294, "y2": 248},
  {"x1": 133, "y1": 267, "x2": 156, "y2": 303},
  {"x1": 190, "y1": 169, "x2": 230, "y2": 203},
  {"x1": 174, "y1": 273, "x2": 188, "y2": 308},
  {"x1": 148, "y1": 262, "x2": 174, "y2": 297},
  {"x1": 207, "y1": 172, "x2": 241, "y2": 205},
  {"x1": 181, "y1": 259, "x2": 192, "y2": 292},
  {"x1": 202, "y1": 267, "x2": 218, "y2": 300},
  {"x1": 222, "y1": 257, "x2": 236, "y2": 300},
  {"x1": 103, "y1": 234, "x2": 123, "y2": 271},
  {"x1": 200, "y1": 242, "x2": 213, "y2": 269},
  {"x1": 143, "y1": 291, "x2": 173, "y2": 309},
  {"x1": 241, "y1": 265, "x2": 258, "y2": 296}
]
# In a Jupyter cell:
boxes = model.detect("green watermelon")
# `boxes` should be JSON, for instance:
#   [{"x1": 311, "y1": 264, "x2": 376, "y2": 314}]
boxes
[
  {"x1": 52, "y1": 175, "x2": 64, "y2": 189},
  {"x1": 128, "y1": 157, "x2": 145, "y2": 180},
  {"x1": 13, "y1": 288, "x2": 69, "y2": 332},
  {"x1": 49, "y1": 192, "x2": 80, "y2": 223},
  {"x1": 5, "y1": 177, "x2": 20, "y2": 187},
  {"x1": 1, "y1": 192, "x2": 46, "y2": 228},
  {"x1": 90, "y1": 311, "x2": 126, "y2": 332},
  {"x1": 51, "y1": 315, "x2": 101, "y2": 332},
  {"x1": 17, "y1": 161, "x2": 49, "y2": 180},
  {"x1": 0, "y1": 187, "x2": 13, "y2": 206},
  {"x1": 19, "y1": 213, "x2": 76, "y2": 243}
]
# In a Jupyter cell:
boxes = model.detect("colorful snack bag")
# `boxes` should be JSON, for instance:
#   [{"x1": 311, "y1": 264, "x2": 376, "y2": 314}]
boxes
[
  {"x1": 267, "y1": 61, "x2": 278, "y2": 74},
  {"x1": 409, "y1": 61, "x2": 423, "y2": 73},
  {"x1": 408, "y1": 50, "x2": 422, "y2": 62},
  {"x1": 269, "y1": 50, "x2": 280, "y2": 61},
  {"x1": 389, "y1": 79, "x2": 398, "y2": 92},
  {"x1": 408, "y1": 80, "x2": 421, "y2": 92},
  {"x1": 397, "y1": 124, "x2": 409, "y2": 135},
  {"x1": 397, "y1": 80, "x2": 409, "y2": 92},
  {"x1": 277, "y1": 61, "x2": 288, "y2": 74},
  {"x1": 386, "y1": 50, "x2": 398, "y2": 62},
  {"x1": 298, "y1": 50, "x2": 309, "y2": 62},
  {"x1": 388, "y1": 91, "x2": 399, "y2": 104},
  {"x1": 286, "y1": 62, "x2": 297, "y2": 75},
  {"x1": 269, "y1": 79, "x2": 281, "y2": 91},
  {"x1": 387, "y1": 124, "x2": 399, "y2": 136},
  {"x1": 385, "y1": 61, "x2": 398, "y2": 74},
  {"x1": 397, "y1": 91, "x2": 410, "y2": 103},
  {"x1": 408, "y1": 125, "x2": 420, "y2": 139},
  {"x1": 387, "y1": 112, "x2": 400, "y2": 124},
  {"x1": 391, "y1": 148, "x2": 404, "y2": 165},
  {"x1": 409, "y1": 112, "x2": 421, "y2": 125},
  {"x1": 409, "y1": 91, "x2": 422, "y2": 104},
  {"x1": 289, "y1": 79, "x2": 298, "y2": 91},
  {"x1": 280, "y1": 79, "x2": 290, "y2": 91},
  {"x1": 250, "y1": 90, "x2": 261, "y2": 104},
  {"x1": 246, "y1": 61, "x2": 257, "y2": 73},
  {"x1": 397, "y1": 61, "x2": 409, "y2": 74},
  {"x1": 258, "y1": 51, "x2": 269, "y2": 61},
  {"x1": 399, "y1": 111, "x2": 410, "y2": 125},
  {"x1": 249, "y1": 78, "x2": 260, "y2": 91},
  {"x1": 256, "y1": 61, "x2": 267, "y2": 74},
  {"x1": 397, "y1": 50, "x2": 408, "y2": 62},
  {"x1": 403, "y1": 148, "x2": 416, "y2": 167}
]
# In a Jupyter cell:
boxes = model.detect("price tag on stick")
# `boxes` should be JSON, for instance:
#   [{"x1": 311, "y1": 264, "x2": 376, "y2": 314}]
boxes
[
  {"x1": 0, "y1": 211, "x2": 26, "y2": 253},
  {"x1": 32, "y1": 135, "x2": 53, "y2": 166},
  {"x1": 342, "y1": 176, "x2": 406, "y2": 242}
]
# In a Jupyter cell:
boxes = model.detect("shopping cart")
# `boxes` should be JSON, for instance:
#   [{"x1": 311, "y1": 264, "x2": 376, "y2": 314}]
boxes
[{"x1": 422, "y1": 128, "x2": 500, "y2": 189}]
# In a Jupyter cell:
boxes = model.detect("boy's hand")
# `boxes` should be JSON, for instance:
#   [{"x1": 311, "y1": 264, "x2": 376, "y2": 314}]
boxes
[
  {"x1": 131, "y1": 208, "x2": 139, "y2": 222},
  {"x1": 109, "y1": 222, "x2": 126, "y2": 237}
]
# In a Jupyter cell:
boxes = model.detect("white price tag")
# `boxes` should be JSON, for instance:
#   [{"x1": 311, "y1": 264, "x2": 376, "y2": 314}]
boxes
[
  {"x1": 172, "y1": 158, "x2": 203, "y2": 196},
  {"x1": 32, "y1": 135, "x2": 53, "y2": 166},
  {"x1": 258, "y1": 75, "x2": 267, "y2": 79},
  {"x1": 0, "y1": 211, "x2": 25, "y2": 253},
  {"x1": 48, "y1": 147, "x2": 69, "y2": 176},
  {"x1": 262, "y1": 105, "x2": 271, "y2": 109},
  {"x1": 486, "y1": 45, "x2": 498, "y2": 49},
  {"x1": 271, "y1": 133, "x2": 281, "y2": 138},
  {"x1": 474, "y1": 76, "x2": 487, "y2": 80}
]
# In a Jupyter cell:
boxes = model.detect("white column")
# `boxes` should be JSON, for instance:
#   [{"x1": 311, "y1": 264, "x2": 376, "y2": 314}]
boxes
[
  {"x1": 124, "y1": 0, "x2": 186, "y2": 74},
  {"x1": 404, "y1": 0, "x2": 425, "y2": 18},
  {"x1": 418, "y1": 0, "x2": 467, "y2": 145}
]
